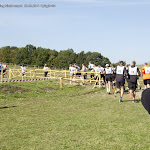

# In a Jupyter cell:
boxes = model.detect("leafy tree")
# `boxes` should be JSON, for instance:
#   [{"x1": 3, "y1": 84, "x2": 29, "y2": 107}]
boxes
[
  {"x1": 76, "y1": 51, "x2": 86, "y2": 68},
  {"x1": 85, "y1": 52, "x2": 111, "y2": 67},
  {"x1": 54, "y1": 49, "x2": 77, "y2": 69},
  {"x1": 0, "y1": 45, "x2": 111, "y2": 69}
]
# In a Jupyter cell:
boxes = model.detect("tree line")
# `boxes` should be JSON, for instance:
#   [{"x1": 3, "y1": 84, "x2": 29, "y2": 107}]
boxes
[{"x1": 0, "y1": 45, "x2": 111, "y2": 69}]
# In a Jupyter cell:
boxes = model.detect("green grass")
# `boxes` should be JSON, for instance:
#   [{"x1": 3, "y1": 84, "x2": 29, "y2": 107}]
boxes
[{"x1": 0, "y1": 81, "x2": 150, "y2": 150}]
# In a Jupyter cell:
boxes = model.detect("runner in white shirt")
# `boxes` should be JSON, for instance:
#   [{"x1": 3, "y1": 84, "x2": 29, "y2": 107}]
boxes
[
  {"x1": 69, "y1": 64, "x2": 76, "y2": 84},
  {"x1": 104, "y1": 64, "x2": 112, "y2": 94},
  {"x1": 21, "y1": 64, "x2": 26, "y2": 76}
]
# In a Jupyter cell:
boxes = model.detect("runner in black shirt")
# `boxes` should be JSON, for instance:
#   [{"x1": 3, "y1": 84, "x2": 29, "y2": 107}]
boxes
[
  {"x1": 115, "y1": 61, "x2": 127, "y2": 102},
  {"x1": 127, "y1": 61, "x2": 141, "y2": 102}
]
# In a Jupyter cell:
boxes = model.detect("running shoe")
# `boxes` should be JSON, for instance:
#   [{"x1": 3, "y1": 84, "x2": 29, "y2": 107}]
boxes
[{"x1": 119, "y1": 96, "x2": 123, "y2": 102}]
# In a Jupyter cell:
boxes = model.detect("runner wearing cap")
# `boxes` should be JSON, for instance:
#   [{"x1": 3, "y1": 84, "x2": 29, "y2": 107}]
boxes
[
  {"x1": 104, "y1": 64, "x2": 112, "y2": 94},
  {"x1": 115, "y1": 61, "x2": 127, "y2": 102},
  {"x1": 127, "y1": 61, "x2": 141, "y2": 102},
  {"x1": 142, "y1": 63, "x2": 150, "y2": 89}
]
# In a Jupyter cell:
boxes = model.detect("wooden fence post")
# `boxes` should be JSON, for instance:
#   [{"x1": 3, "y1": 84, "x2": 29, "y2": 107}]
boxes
[
  {"x1": 9, "y1": 69, "x2": 12, "y2": 80},
  {"x1": 65, "y1": 70, "x2": 67, "y2": 78},
  {"x1": 34, "y1": 70, "x2": 36, "y2": 78}
]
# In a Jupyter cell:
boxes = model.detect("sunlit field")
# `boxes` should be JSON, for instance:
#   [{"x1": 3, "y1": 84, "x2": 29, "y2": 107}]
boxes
[{"x1": 0, "y1": 80, "x2": 149, "y2": 150}]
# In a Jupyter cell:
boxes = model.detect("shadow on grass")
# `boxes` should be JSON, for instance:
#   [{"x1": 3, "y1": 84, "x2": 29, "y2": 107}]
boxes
[
  {"x1": 0, "y1": 106, "x2": 17, "y2": 110},
  {"x1": 123, "y1": 99, "x2": 141, "y2": 103}
]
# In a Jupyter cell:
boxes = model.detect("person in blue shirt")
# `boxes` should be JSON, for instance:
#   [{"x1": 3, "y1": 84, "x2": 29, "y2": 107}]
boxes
[
  {"x1": 88, "y1": 62, "x2": 94, "y2": 80},
  {"x1": 0, "y1": 62, "x2": 3, "y2": 75}
]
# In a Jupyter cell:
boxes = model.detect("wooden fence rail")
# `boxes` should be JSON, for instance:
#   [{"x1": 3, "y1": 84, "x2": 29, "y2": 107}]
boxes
[{"x1": 0, "y1": 69, "x2": 144, "y2": 89}]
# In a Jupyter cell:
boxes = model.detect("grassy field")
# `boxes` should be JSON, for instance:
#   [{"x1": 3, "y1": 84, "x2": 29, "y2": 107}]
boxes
[{"x1": 0, "y1": 80, "x2": 150, "y2": 150}]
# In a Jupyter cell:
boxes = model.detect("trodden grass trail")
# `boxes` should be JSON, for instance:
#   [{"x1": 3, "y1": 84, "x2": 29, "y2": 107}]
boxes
[{"x1": 0, "y1": 80, "x2": 150, "y2": 150}]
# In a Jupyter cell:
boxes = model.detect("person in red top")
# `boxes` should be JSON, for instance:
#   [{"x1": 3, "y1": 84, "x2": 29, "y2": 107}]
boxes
[
  {"x1": 2, "y1": 62, "x2": 7, "y2": 78},
  {"x1": 142, "y1": 62, "x2": 150, "y2": 89}
]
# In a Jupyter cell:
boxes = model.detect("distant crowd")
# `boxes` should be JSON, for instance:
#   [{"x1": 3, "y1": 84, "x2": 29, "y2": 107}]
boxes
[
  {"x1": 2, "y1": 62, "x2": 150, "y2": 103},
  {"x1": 21, "y1": 61, "x2": 150, "y2": 103},
  {"x1": 69, "y1": 61, "x2": 150, "y2": 103}
]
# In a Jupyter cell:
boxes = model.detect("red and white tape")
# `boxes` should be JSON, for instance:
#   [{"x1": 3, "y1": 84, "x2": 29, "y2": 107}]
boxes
[{"x1": 0, "y1": 78, "x2": 50, "y2": 83}]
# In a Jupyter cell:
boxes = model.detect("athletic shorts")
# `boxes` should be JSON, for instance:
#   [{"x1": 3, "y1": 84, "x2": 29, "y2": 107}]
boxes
[
  {"x1": 111, "y1": 74, "x2": 116, "y2": 81},
  {"x1": 76, "y1": 73, "x2": 81, "y2": 76},
  {"x1": 44, "y1": 72, "x2": 48, "y2": 77},
  {"x1": 3, "y1": 70, "x2": 6, "y2": 73},
  {"x1": 90, "y1": 74, "x2": 94, "y2": 78},
  {"x1": 128, "y1": 82, "x2": 137, "y2": 90},
  {"x1": 143, "y1": 79, "x2": 150, "y2": 85},
  {"x1": 106, "y1": 74, "x2": 112, "y2": 82},
  {"x1": 116, "y1": 81, "x2": 125, "y2": 88}
]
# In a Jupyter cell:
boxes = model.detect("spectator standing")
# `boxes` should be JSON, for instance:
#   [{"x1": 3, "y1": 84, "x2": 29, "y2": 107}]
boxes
[{"x1": 43, "y1": 64, "x2": 49, "y2": 77}]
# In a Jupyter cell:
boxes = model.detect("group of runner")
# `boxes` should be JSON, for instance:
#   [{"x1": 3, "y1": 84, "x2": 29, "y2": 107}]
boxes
[
  {"x1": 69, "y1": 61, "x2": 150, "y2": 103},
  {"x1": 10, "y1": 62, "x2": 150, "y2": 104},
  {"x1": 104, "y1": 61, "x2": 141, "y2": 102},
  {"x1": 105, "y1": 61, "x2": 150, "y2": 102}
]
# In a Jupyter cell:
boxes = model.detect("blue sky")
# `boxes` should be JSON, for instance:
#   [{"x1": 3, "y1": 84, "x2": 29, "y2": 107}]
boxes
[{"x1": 0, "y1": 0, "x2": 150, "y2": 64}]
